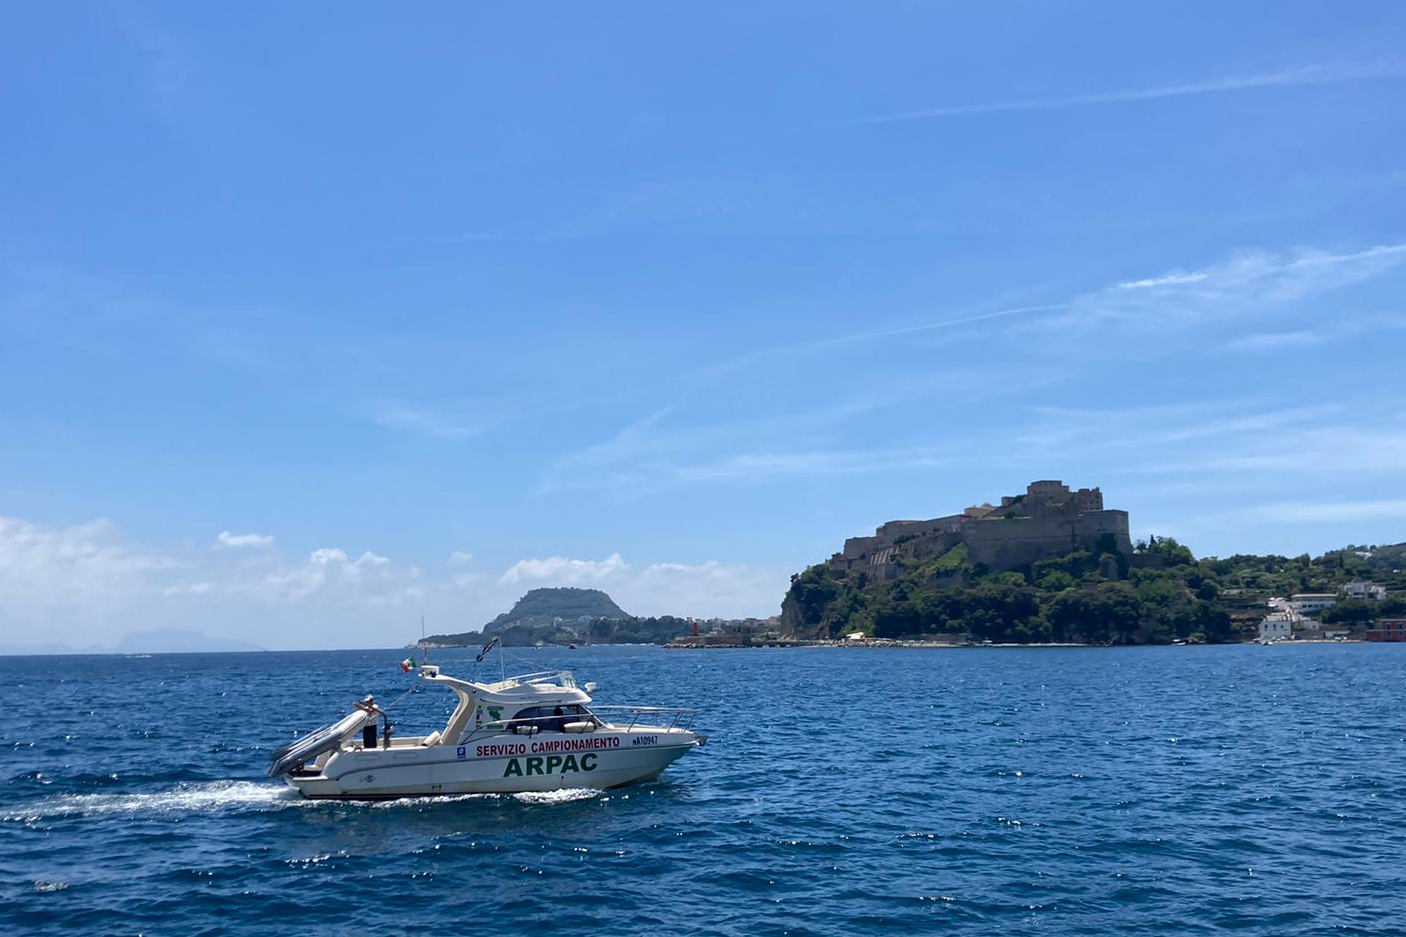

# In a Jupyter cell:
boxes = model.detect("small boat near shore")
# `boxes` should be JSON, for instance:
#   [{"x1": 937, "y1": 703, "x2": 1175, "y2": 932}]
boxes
[{"x1": 268, "y1": 665, "x2": 705, "y2": 799}]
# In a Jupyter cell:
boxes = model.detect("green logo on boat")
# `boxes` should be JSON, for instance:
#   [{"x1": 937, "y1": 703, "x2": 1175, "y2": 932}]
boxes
[{"x1": 502, "y1": 753, "x2": 598, "y2": 778}]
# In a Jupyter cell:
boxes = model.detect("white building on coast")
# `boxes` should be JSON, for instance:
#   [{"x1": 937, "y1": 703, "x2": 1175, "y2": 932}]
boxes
[
  {"x1": 1290, "y1": 593, "x2": 1337, "y2": 616},
  {"x1": 1344, "y1": 581, "x2": 1387, "y2": 602},
  {"x1": 1258, "y1": 613, "x2": 1293, "y2": 642}
]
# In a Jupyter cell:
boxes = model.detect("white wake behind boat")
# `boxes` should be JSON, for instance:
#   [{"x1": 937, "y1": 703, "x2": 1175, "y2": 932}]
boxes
[{"x1": 269, "y1": 665, "x2": 706, "y2": 799}]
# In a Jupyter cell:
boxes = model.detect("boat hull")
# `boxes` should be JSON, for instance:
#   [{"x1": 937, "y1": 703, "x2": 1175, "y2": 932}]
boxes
[{"x1": 284, "y1": 728, "x2": 700, "y2": 800}]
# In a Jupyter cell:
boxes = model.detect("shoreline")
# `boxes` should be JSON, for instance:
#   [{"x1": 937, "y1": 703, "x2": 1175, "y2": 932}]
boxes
[{"x1": 665, "y1": 637, "x2": 1370, "y2": 650}]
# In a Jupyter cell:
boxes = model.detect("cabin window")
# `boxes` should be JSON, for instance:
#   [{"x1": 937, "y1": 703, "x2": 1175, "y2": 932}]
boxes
[{"x1": 509, "y1": 704, "x2": 588, "y2": 733}]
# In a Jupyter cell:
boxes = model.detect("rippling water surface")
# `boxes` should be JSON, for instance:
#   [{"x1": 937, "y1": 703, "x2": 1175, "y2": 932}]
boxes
[{"x1": 3, "y1": 644, "x2": 1404, "y2": 935}]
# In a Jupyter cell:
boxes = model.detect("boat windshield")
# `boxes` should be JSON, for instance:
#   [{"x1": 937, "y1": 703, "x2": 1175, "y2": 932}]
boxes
[
  {"x1": 508, "y1": 703, "x2": 596, "y2": 734},
  {"x1": 463, "y1": 703, "x2": 599, "y2": 741}
]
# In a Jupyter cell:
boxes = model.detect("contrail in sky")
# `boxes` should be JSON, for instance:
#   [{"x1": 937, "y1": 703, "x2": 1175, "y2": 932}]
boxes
[
  {"x1": 862, "y1": 63, "x2": 1405, "y2": 124},
  {"x1": 797, "y1": 303, "x2": 1067, "y2": 349}
]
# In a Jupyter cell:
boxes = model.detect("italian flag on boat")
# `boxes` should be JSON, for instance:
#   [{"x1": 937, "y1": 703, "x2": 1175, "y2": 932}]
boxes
[{"x1": 400, "y1": 657, "x2": 417, "y2": 673}]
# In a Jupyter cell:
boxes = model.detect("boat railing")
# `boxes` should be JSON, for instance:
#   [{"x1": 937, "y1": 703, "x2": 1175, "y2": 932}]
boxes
[
  {"x1": 460, "y1": 711, "x2": 597, "y2": 742},
  {"x1": 491, "y1": 670, "x2": 577, "y2": 689},
  {"x1": 460, "y1": 705, "x2": 697, "y2": 742},
  {"x1": 588, "y1": 705, "x2": 697, "y2": 732}
]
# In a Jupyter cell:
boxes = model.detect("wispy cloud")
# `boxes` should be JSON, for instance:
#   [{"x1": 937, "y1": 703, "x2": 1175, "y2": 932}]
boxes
[
  {"x1": 1017, "y1": 402, "x2": 1342, "y2": 452},
  {"x1": 711, "y1": 243, "x2": 1406, "y2": 385},
  {"x1": 1116, "y1": 272, "x2": 1211, "y2": 290},
  {"x1": 542, "y1": 237, "x2": 1406, "y2": 495},
  {"x1": 1218, "y1": 313, "x2": 1406, "y2": 354},
  {"x1": 215, "y1": 531, "x2": 273, "y2": 549},
  {"x1": 1040, "y1": 241, "x2": 1406, "y2": 336},
  {"x1": 535, "y1": 378, "x2": 1025, "y2": 494},
  {"x1": 357, "y1": 400, "x2": 490, "y2": 439},
  {"x1": 862, "y1": 62, "x2": 1406, "y2": 124},
  {"x1": 778, "y1": 304, "x2": 1066, "y2": 354},
  {"x1": 666, "y1": 447, "x2": 952, "y2": 486},
  {"x1": 1218, "y1": 330, "x2": 1324, "y2": 352},
  {"x1": 1204, "y1": 426, "x2": 1406, "y2": 475},
  {"x1": 1254, "y1": 499, "x2": 1406, "y2": 523}
]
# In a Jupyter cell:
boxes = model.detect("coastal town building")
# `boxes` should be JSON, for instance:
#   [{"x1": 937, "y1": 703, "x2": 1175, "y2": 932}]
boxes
[
  {"x1": 1264, "y1": 596, "x2": 1331, "y2": 640},
  {"x1": 1258, "y1": 613, "x2": 1293, "y2": 642},
  {"x1": 1344, "y1": 581, "x2": 1387, "y2": 601},
  {"x1": 1294, "y1": 619, "x2": 1324, "y2": 640},
  {"x1": 828, "y1": 480, "x2": 1132, "y2": 577},
  {"x1": 1365, "y1": 619, "x2": 1406, "y2": 642},
  {"x1": 1290, "y1": 593, "x2": 1337, "y2": 615}
]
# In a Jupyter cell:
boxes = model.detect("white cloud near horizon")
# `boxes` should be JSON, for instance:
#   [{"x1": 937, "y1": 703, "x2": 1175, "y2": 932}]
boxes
[
  {"x1": 0, "y1": 516, "x2": 179, "y2": 620},
  {"x1": 0, "y1": 514, "x2": 786, "y2": 651},
  {"x1": 215, "y1": 530, "x2": 273, "y2": 548},
  {"x1": 862, "y1": 62, "x2": 1406, "y2": 124},
  {"x1": 497, "y1": 551, "x2": 787, "y2": 620},
  {"x1": 499, "y1": 552, "x2": 628, "y2": 585}
]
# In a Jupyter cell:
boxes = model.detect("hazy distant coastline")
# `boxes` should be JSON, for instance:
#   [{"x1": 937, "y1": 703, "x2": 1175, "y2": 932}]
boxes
[{"x1": 1, "y1": 629, "x2": 263, "y2": 656}]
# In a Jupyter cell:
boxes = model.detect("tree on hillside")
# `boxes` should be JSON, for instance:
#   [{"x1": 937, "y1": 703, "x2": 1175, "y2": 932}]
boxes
[
  {"x1": 781, "y1": 537, "x2": 1399, "y2": 646},
  {"x1": 1044, "y1": 582, "x2": 1141, "y2": 644},
  {"x1": 788, "y1": 565, "x2": 839, "y2": 627},
  {"x1": 1136, "y1": 535, "x2": 1194, "y2": 566}
]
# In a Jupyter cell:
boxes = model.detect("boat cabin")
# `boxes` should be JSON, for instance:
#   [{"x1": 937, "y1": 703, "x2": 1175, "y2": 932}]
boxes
[{"x1": 419, "y1": 666, "x2": 600, "y2": 745}]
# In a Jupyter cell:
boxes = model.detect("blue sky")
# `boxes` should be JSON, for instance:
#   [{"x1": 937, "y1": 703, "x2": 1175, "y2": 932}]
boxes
[{"x1": 3, "y1": 3, "x2": 1406, "y2": 649}]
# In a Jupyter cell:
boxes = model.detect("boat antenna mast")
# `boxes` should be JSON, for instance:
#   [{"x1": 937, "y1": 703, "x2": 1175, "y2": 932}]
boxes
[{"x1": 474, "y1": 633, "x2": 503, "y2": 680}]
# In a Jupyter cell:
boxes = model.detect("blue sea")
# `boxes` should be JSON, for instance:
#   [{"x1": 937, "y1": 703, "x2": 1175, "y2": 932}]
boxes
[{"x1": 3, "y1": 644, "x2": 1404, "y2": 936}]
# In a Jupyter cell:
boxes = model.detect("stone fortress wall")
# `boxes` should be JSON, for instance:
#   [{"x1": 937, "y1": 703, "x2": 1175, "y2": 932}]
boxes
[{"x1": 829, "y1": 480, "x2": 1132, "y2": 576}]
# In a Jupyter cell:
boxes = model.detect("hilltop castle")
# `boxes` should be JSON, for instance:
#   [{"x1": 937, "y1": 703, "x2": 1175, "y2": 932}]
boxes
[{"x1": 829, "y1": 480, "x2": 1132, "y2": 576}]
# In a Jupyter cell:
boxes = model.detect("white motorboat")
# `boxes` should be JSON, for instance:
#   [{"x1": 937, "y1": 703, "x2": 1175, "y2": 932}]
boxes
[{"x1": 269, "y1": 665, "x2": 705, "y2": 799}]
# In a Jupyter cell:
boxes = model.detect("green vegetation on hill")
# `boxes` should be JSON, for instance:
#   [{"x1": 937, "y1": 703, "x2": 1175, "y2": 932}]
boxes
[
  {"x1": 424, "y1": 587, "x2": 632, "y2": 646},
  {"x1": 586, "y1": 616, "x2": 695, "y2": 644},
  {"x1": 782, "y1": 537, "x2": 1406, "y2": 645},
  {"x1": 424, "y1": 613, "x2": 692, "y2": 648},
  {"x1": 482, "y1": 587, "x2": 628, "y2": 633},
  {"x1": 1339, "y1": 543, "x2": 1406, "y2": 574}
]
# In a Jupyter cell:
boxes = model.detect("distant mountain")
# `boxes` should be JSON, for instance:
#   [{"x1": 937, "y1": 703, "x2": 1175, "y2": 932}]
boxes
[
  {"x1": 483, "y1": 587, "x2": 629, "y2": 633},
  {"x1": 423, "y1": 588, "x2": 631, "y2": 647},
  {"x1": 113, "y1": 629, "x2": 264, "y2": 654}
]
